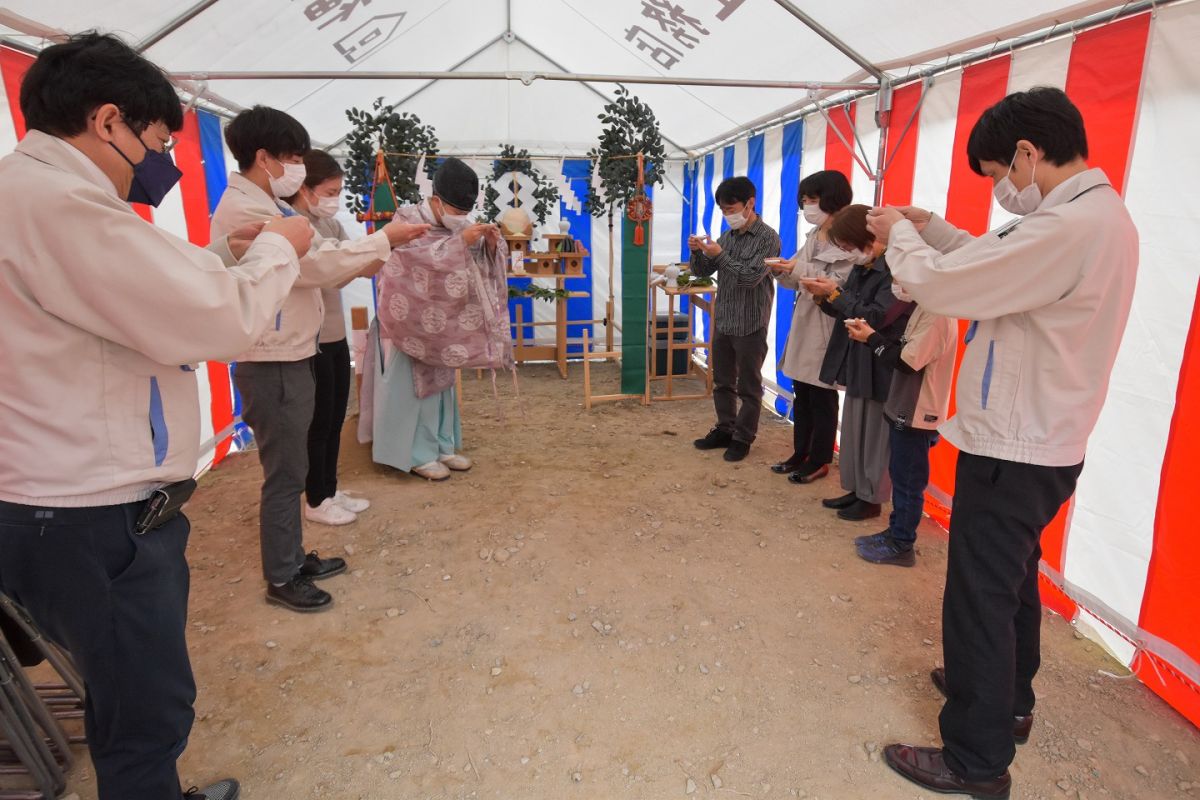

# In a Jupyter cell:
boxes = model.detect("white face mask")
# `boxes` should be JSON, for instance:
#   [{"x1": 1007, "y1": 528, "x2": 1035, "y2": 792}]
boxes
[
  {"x1": 993, "y1": 149, "x2": 1042, "y2": 216},
  {"x1": 813, "y1": 244, "x2": 852, "y2": 264},
  {"x1": 802, "y1": 203, "x2": 828, "y2": 226},
  {"x1": 268, "y1": 159, "x2": 307, "y2": 199},
  {"x1": 310, "y1": 194, "x2": 340, "y2": 219},
  {"x1": 852, "y1": 249, "x2": 874, "y2": 265},
  {"x1": 723, "y1": 210, "x2": 748, "y2": 230},
  {"x1": 431, "y1": 198, "x2": 471, "y2": 232},
  {"x1": 891, "y1": 282, "x2": 912, "y2": 302}
]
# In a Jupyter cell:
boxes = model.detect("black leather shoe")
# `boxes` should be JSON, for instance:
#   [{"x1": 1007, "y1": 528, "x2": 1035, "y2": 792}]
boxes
[
  {"x1": 884, "y1": 744, "x2": 1011, "y2": 799},
  {"x1": 694, "y1": 427, "x2": 733, "y2": 450},
  {"x1": 822, "y1": 491, "x2": 858, "y2": 509},
  {"x1": 299, "y1": 550, "x2": 346, "y2": 580},
  {"x1": 837, "y1": 500, "x2": 882, "y2": 521},
  {"x1": 770, "y1": 456, "x2": 804, "y2": 474},
  {"x1": 723, "y1": 441, "x2": 750, "y2": 462},
  {"x1": 931, "y1": 669, "x2": 1033, "y2": 743},
  {"x1": 266, "y1": 576, "x2": 332, "y2": 613},
  {"x1": 788, "y1": 464, "x2": 829, "y2": 484}
]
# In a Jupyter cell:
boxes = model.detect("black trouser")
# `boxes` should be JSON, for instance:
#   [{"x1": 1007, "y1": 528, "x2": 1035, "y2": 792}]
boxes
[
  {"x1": 0, "y1": 500, "x2": 195, "y2": 800},
  {"x1": 790, "y1": 380, "x2": 839, "y2": 466},
  {"x1": 939, "y1": 452, "x2": 1083, "y2": 780},
  {"x1": 306, "y1": 338, "x2": 352, "y2": 508},
  {"x1": 712, "y1": 326, "x2": 769, "y2": 444}
]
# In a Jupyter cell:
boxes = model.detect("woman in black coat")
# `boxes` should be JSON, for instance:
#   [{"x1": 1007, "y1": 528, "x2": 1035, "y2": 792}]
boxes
[{"x1": 800, "y1": 205, "x2": 913, "y2": 521}]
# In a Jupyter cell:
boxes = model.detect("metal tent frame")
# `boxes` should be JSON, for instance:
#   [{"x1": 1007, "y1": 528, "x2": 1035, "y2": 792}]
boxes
[{"x1": 0, "y1": 0, "x2": 1169, "y2": 197}]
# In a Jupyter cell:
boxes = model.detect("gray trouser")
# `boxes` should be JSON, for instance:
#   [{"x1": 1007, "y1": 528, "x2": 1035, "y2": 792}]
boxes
[
  {"x1": 234, "y1": 360, "x2": 315, "y2": 584},
  {"x1": 839, "y1": 394, "x2": 892, "y2": 504},
  {"x1": 712, "y1": 326, "x2": 769, "y2": 444}
]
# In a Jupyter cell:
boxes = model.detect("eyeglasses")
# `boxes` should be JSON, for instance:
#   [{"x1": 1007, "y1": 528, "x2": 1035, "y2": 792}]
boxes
[{"x1": 122, "y1": 117, "x2": 177, "y2": 155}]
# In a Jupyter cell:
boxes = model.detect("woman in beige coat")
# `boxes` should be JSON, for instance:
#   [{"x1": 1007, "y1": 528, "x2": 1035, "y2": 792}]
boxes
[{"x1": 767, "y1": 170, "x2": 855, "y2": 484}]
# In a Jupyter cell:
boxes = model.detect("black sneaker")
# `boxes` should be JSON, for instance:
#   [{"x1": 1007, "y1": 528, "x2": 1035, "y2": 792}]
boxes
[
  {"x1": 822, "y1": 491, "x2": 859, "y2": 509},
  {"x1": 184, "y1": 779, "x2": 240, "y2": 800},
  {"x1": 723, "y1": 440, "x2": 750, "y2": 462},
  {"x1": 856, "y1": 536, "x2": 916, "y2": 567},
  {"x1": 853, "y1": 530, "x2": 891, "y2": 548},
  {"x1": 299, "y1": 550, "x2": 347, "y2": 580},
  {"x1": 266, "y1": 576, "x2": 332, "y2": 613},
  {"x1": 693, "y1": 427, "x2": 733, "y2": 450}
]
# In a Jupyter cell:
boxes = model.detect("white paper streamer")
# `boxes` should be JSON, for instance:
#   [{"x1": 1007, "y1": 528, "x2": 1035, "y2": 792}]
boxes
[
  {"x1": 414, "y1": 154, "x2": 434, "y2": 199},
  {"x1": 556, "y1": 158, "x2": 583, "y2": 215}
]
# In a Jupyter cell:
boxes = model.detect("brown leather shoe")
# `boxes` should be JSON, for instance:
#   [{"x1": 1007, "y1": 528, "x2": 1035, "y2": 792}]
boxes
[
  {"x1": 884, "y1": 744, "x2": 1011, "y2": 799},
  {"x1": 931, "y1": 668, "x2": 1033, "y2": 744}
]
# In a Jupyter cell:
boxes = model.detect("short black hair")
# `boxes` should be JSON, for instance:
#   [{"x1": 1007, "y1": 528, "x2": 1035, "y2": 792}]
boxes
[
  {"x1": 797, "y1": 170, "x2": 852, "y2": 213},
  {"x1": 715, "y1": 176, "x2": 756, "y2": 206},
  {"x1": 20, "y1": 32, "x2": 183, "y2": 137},
  {"x1": 967, "y1": 86, "x2": 1088, "y2": 175},
  {"x1": 224, "y1": 106, "x2": 311, "y2": 171}
]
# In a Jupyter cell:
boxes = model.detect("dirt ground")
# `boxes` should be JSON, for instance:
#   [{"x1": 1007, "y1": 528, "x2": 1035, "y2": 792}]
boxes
[{"x1": 47, "y1": 362, "x2": 1200, "y2": 800}]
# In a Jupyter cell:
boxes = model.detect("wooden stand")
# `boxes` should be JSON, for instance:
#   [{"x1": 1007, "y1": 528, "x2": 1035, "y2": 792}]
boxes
[
  {"x1": 505, "y1": 233, "x2": 594, "y2": 379},
  {"x1": 648, "y1": 283, "x2": 714, "y2": 402},
  {"x1": 350, "y1": 306, "x2": 370, "y2": 414},
  {"x1": 581, "y1": 330, "x2": 649, "y2": 409}
]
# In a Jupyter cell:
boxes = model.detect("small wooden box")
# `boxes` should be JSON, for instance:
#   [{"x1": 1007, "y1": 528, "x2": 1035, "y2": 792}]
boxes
[
  {"x1": 523, "y1": 257, "x2": 557, "y2": 276},
  {"x1": 504, "y1": 235, "x2": 531, "y2": 254},
  {"x1": 559, "y1": 255, "x2": 584, "y2": 275}
]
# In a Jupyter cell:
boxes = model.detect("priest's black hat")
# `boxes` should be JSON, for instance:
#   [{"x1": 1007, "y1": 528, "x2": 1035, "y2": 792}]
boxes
[{"x1": 432, "y1": 157, "x2": 479, "y2": 211}]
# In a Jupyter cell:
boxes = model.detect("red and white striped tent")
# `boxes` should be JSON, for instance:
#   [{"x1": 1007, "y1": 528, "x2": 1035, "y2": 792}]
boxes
[{"x1": 2, "y1": 0, "x2": 1197, "y2": 728}]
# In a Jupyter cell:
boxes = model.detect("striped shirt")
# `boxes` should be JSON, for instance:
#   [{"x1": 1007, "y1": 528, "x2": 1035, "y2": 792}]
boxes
[{"x1": 690, "y1": 218, "x2": 781, "y2": 336}]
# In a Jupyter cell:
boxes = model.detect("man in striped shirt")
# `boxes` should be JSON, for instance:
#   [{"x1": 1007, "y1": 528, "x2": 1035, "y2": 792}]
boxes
[{"x1": 689, "y1": 176, "x2": 781, "y2": 462}]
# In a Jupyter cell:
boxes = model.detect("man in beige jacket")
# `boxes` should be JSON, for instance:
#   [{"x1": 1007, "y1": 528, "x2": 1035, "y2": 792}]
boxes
[
  {"x1": 868, "y1": 88, "x2": 1139, "y2": 800},
  {"x1": 0, "y1": 34, "x2": 312, "y2": 800},
  {"x1": 210, "y1": 106, "x2": 428, "y2": 613}
]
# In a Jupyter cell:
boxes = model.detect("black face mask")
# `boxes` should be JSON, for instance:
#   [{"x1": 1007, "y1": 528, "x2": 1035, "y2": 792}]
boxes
[{"x1": 110, "y1": 134, "x2": 182, "y2": 207}]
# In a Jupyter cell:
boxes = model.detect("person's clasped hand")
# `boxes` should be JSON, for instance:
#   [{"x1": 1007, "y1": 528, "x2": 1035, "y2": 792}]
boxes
[
  {"x1": 260, "y1": 216, "x2": 314, "y2": 259},
  {"x1": 226, "y1": 221, "x2": 267, "y2": 261},
  {"x1": 799, "y1": 276, "x2": 838, "y2": 298},
  {"x1": 765, "y1": 256, "x2": 797, "y2": 276},
  {"x1": 697, "y1": 235, "x2": 722, "y2": 258},
  {"x1": 462, "y1": 223, "x2": 497, "y2": 247},
  {"x1": 844, "y1": 317, "x2": 876, "y2": 343},
  {"x1": 867, "y1": 205, "x2": 932, "y2": 244},
  {"x1": 480, "y1": 224, "x2": 501, "y2": 249},
  {"x1": 381, "y1": 219, "x2": 431, "y2": 248}
]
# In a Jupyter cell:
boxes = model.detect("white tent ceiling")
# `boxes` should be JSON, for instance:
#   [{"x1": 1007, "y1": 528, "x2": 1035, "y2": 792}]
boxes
[{"x1": 0, "y1": 0, "x2": 1135, "y2": 156}]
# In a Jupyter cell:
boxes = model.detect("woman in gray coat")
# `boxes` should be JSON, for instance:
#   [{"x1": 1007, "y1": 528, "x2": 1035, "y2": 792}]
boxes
[{"x1": 767, "y1": 171, "x2": 855, "y2": 484}]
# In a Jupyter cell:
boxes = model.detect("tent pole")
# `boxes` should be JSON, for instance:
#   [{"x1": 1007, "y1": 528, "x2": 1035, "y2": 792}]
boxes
[
  {"x1": 770, "y1": 0, "x2": 885, "y2": 80},
  {"x1": 690, "y1": 0, "x2": 1172, "y2": 156},
  {"x1": 165, "y1": 69, "x2": 877, "y2": 92},
  {"x1": 872, "y1": 79, "x2": 892, "y2": 206},
  {"x1": 136, "y1": 0, "x2": 220, "y2": 52},
  {"x1": 608, "y1": 216, "x2": 616, "y2": 361}
]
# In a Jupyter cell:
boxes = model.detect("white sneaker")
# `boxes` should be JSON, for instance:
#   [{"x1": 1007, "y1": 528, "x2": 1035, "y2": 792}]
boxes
[
  {"x1": 413, "y1": 460, "x2": 451, "y2": 481},
  {"x1": 304, "y1": 497, "x2": 357, "y2": 526},
  {"x1": 438, "y1": 453, "x2": 473, "y2": 472},
  {"x1": 332, "y1": 491, "x2": 370, "y2": 513}
]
